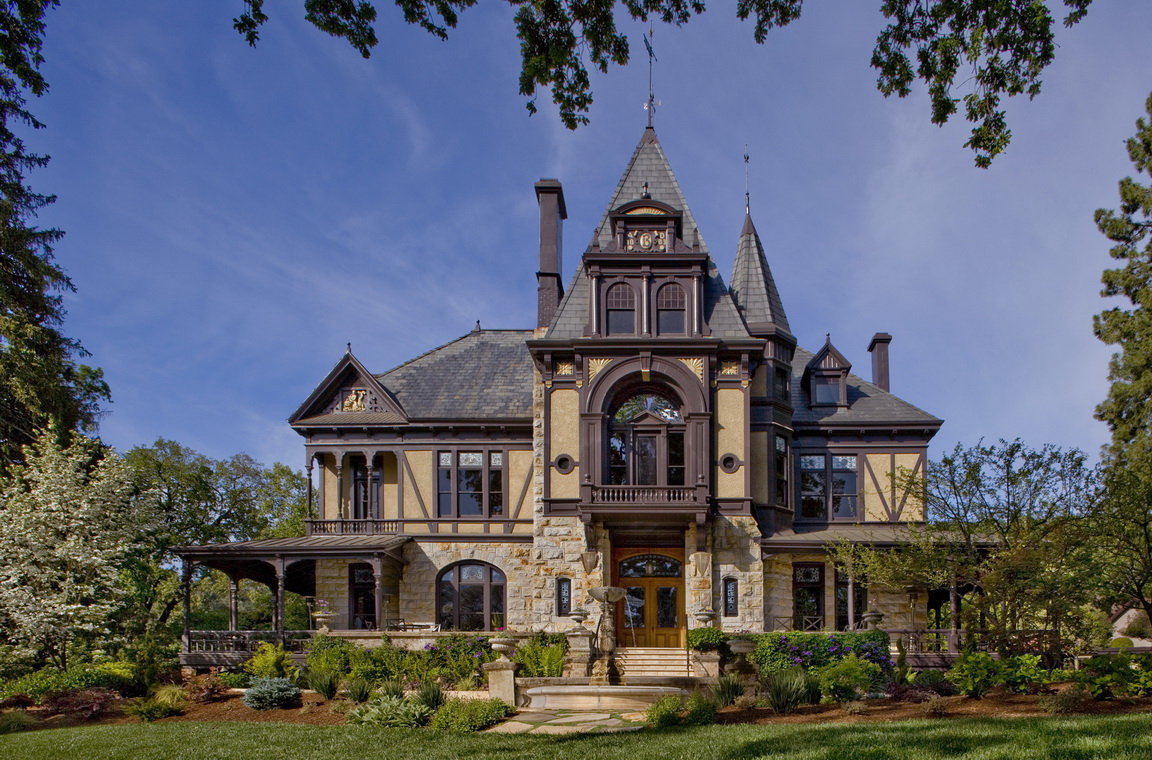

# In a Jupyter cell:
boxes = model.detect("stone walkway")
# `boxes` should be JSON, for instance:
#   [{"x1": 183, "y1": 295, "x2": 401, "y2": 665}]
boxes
[{"x1": 484, "y1": 710, "x2": 649, "y2": 734}]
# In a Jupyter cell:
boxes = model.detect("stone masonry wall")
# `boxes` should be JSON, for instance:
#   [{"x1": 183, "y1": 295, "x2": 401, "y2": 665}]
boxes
[{"x1": 711, "y1": 516, "x2": 765, "y2": 632}]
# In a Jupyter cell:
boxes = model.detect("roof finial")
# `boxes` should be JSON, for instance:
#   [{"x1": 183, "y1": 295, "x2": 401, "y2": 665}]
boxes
[
  {"x1": 346, "y1": 342, "x2": 352, "y2": 354},
  {"x1": 642, "y1": 26, "x2": 660, "y2": 128},
  {"x1": 641, "y1": 181, "x2": 651, "y2": 199},
  {"x1": 743, "y1": 145, "x2": 750, "y2": 216},
  {"x1": 474, "y1": 320, "x2": 481, "y2": 332}
]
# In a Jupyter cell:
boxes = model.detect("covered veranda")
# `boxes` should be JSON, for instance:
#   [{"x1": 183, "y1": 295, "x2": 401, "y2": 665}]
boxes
[{"x1": 173, "y1": 535, "x2": 409, "y2": 669}]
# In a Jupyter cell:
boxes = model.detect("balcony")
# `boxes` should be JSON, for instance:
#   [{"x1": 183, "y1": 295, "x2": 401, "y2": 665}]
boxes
[
  {"x1": 305, "y1": 519, "x2": 399, "y2": 536},
  {"x1": 589, "y1": 485, "x2": 700, "y2": 506}
]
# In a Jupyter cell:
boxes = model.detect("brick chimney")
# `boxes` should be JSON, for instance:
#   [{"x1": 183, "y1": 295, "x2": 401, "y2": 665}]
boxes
[
  {"x1": 535, "y1": 179, "x2": 566, "y2": 329},
  {"x1": 868, "y1": 333, "x2": 892, "y2": 392}
]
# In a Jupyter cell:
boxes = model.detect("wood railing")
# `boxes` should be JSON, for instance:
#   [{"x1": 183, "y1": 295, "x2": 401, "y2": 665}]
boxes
[
  {"x1": 186, "y1": 630, "x2": 313, "y2": 653},
  {"x1": 590, "y1": 485, "x2": 698, "y2": 504},
  {"x1": 889, "y1": 628, "x2": 1058, "y2": 655},
  {"x1": 305, "y1": 519, "x2": 398, "y2": 536}
]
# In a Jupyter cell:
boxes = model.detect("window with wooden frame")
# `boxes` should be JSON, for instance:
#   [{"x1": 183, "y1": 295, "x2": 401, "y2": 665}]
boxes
[
  {"x1": 655, "y1": 282, "x2": 686, "y2": 335},
  {"x1": 437, "y1": 562, "x2": 506, "y2": 631},
  {"x1": 605, "y1": 282, "x2": 637, "y2": 336},
  {"x1": 774, "y1": 435, "x2": 789, "y2": 508},
  {"x1": 351, "y1": 457, "x2": 381, "y2": 520},
  {"x1": 797, "y1": 452, "x2": 858, "y2": 521},
  {"x1": 606, "y1": 392, "x2": 685, "y2": 486},
  {"x1": 792, "y1": 563, "x2": 824, "y2": 631},
  {"x1": 437, "y1": 451, "x2": 505, "y2": 518}
]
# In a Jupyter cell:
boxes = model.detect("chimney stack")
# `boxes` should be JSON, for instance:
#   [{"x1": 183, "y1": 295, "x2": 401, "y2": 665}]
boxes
[
  {"x1": 535, "y1": 179, "x2": 567, "y2": 329},
  {"x1": 868, "y1": 333, "x2": 892, "y2": 392}
]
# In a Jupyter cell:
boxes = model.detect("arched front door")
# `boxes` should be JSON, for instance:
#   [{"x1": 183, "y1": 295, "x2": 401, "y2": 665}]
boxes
[{"x1": 613, "y1": 548, "x2": 685, "y2": 647}]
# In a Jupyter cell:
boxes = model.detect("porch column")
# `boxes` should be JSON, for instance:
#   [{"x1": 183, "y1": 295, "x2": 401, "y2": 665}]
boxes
[
  {"x1": 227, "y1": 574, "x2": 239, "y2": 631},
  {"x1": 847, "y1": 574, "x2": 856, "y2": 629},
  {"x1": 366, "y1": 454, "x2": 376, "y2": 520},
  {"x1": 306, "y1": 454, "x2": 315, "y2": 520},
  {"x1": 949, "y1": 580, "x2": 960, "y2": 653},
  {"x1": 316, "y1": 453, "x2": 326, "y2": 518},
  {"x1": 272, "y1": 558, "x2": 285, "y2": 643},
  {"x1": 335, "y1": 458, "x2": 345, "y2": 520},
  {"x1": 181, "y1": 559, "x2": 193, "y2": 652},
  {"x1": 371, "y1": 556, "x2": 384, "y2": 631}
]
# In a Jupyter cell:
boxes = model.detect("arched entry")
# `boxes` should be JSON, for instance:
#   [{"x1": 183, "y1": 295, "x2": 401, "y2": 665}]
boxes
[{"x1": 613, "y1": 548, "x2": 685, "y2": 647}]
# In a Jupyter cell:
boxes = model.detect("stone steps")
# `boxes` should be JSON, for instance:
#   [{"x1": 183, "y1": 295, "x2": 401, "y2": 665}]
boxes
[{"x1": 614, "y1": 647, "x2": 693, "y2": 678}]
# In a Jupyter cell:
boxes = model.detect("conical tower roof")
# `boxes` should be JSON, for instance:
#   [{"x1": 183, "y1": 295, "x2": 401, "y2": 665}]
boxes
[
  {"x1": 730, "y1": 213, "x2": 791, "y2": 334},
  {"x1": 545, "y1": 128, "x2": 750, "y2": 340}
]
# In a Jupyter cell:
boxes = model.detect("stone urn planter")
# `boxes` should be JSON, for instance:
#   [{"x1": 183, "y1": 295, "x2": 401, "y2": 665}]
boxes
[
  {"x1": 489, "y1": 636, "x2": 517, "y2": 659},
  {"x1": 312, "y1": 612, "x2": 334, "y2": 633},
  {"x1": 693, "y1": 610, "x2": 715, "y2": 625},
  {"x1": 728, "y1": 638, "x2": 756, "y2": 656},
  {"x1": 569, "y1": 608, "x2": 589, "y2": 625}
]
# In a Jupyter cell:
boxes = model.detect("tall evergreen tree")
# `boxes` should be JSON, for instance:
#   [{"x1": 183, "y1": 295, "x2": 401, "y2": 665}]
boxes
[
  {"x1": 1095, "y1": 93, "x2": 1152, "y2": 459},
  {"x1": 0, "y1": 2, "x2": 109, "y2": 471}
]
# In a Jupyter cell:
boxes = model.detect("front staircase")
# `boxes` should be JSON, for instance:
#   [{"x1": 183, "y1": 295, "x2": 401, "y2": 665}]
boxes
[{"x1": 614, "y1": 647, "x2": 693, "y2": 679}]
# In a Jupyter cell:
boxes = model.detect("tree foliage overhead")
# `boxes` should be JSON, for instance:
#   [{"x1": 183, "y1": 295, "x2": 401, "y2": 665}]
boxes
[
  {"x1": 1094, "y1": 93, "x2": 1152, "y2": 460},
  {"x1": 235, "y1": 0, "x2": 1093, "y2": 166},
  {"x1": 0, "y1": 2, "x2": 109, "y2": 470}
]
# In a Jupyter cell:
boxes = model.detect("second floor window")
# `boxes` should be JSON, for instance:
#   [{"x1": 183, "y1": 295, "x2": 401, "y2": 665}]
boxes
[
  {"x1": 352, "y1": 459, "x2": 381, "y2": 520},
  {"x1": 607, "y1": 392, "x2": 685, "y2": 486},
  {"x1": 606, "y1": 283, "x2": 636, "y2": 335},
  {"x1": 799, "y1": 453, "x2": 858, "y2": 521},
  {"x1": 437, "y1": 451, "x2": 504, "y2": 518}
]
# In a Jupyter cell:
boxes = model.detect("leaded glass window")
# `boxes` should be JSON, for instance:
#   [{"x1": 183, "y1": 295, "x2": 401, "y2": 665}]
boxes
[
  {"x1": 437, "y1": 562, "x2": 506, "y2": 631},
  {"x1": 556, "y1": 578, "x2": 572, "y2": 616},
  {"x1": 436, "y1": 450, "x2": 506, "y2": 518},
  {"x1": 723, "y1": 577, "x2": 738, "y2": 617},
  {"x1": 619, "y1": 554, "x2": 682, "y2": 578}
]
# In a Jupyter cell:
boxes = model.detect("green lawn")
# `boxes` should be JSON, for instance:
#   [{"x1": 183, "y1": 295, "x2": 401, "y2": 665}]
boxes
[{"x1": 3, "y1": 714, "x2": 1152, "y2": 760}]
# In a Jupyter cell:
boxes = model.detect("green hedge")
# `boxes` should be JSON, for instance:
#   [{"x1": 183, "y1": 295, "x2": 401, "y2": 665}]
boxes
[
  {"x1": 751, "y1": 631, "x2": 892, "y2": 673},
  {"x1": 0, "y1": 662, "x2": 141, "y2": 701}
]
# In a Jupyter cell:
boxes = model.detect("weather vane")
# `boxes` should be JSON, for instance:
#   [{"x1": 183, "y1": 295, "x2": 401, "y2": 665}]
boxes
[
  {"x1": 643, "y1": 25, "x2": 661, "y2": 127},
  {"x1": 744, "y1": 146, "x2": 750, "y2": 215}
]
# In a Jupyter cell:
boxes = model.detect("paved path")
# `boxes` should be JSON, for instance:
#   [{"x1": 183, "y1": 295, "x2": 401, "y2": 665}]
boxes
[{"x1": 484, "y1": 710, "x2": 649, "y2": 734}]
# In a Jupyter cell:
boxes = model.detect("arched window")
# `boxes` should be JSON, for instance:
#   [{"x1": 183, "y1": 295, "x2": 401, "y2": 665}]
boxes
[
  {"x1": 605, "y1": 283, "x2": 636, "y2": 335},
  {"x1": 656, "y1": 283, "x2": 686, "y2": 335},
  {"x1": 437, "y1": 562, "x2": 506, "y2": 631},
  {"x1": 607, "y1": 390, "x2": 685, "y2": 486}
]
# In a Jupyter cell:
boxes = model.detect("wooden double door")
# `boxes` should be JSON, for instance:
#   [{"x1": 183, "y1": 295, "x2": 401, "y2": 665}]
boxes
[{"x1": 613, "y1": 548, "x2": 685, "y2": 648}]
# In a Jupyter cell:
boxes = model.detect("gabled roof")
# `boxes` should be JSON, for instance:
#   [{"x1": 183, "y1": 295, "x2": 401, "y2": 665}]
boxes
[
  {"x1": 730, "y1": 214, "x2": 791, "y2": 334},
  {"x1": 290, "y1": 348, "x2": 406, "y2": 427},
  {"x1": 790, "y1": 346, "x2": 942, "y2": 428},
  {"x1": 545, "y1": 128, "x2": 750, "y2": 341},
  {"x1": 806, "y1": 335, "x2": 852, "y2": 373},
  {"x1": 375, "y1": 329, "x2": 535, "y2": 420}
]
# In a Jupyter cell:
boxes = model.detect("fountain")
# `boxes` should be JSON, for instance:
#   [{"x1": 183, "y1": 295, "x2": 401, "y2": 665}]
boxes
[{"x1": 523, "y1": 586, "x2": 686, "y2": 710}]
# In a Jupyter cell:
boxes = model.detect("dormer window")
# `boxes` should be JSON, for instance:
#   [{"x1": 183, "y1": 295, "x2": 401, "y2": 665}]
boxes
[
  {"x1": 813, "y1": 375, "x2": 841, "y2": 405},
  {"x1": 605, "y1": 283, "x2": 636, "y2": 335}
]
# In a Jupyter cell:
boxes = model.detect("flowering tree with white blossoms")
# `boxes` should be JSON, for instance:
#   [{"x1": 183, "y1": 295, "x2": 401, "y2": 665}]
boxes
[{"x1": 0, "y1": 432, "x2": 147, "y2": 670}]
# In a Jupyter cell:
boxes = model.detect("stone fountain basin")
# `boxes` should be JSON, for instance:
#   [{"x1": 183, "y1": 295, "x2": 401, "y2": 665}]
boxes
[{"x1": 524, "y1": 685, "x2": 686, "y2": 711}]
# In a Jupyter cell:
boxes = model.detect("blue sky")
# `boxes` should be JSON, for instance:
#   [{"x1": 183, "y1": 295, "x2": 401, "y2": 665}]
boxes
[{"x1": 29, "y1": 1, "x2": 1152, "y2": 470}]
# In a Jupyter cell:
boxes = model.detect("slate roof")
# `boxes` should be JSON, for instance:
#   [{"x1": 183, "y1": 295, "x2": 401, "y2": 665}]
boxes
[
  {"x1": 547, "y1": 128, "x2": 751, "y2": 342},
  {"x1": 175, "y1": 535, "x2": 411, "y2": 556},
  {"x1": 375, "y1": 330, "x2": 534, "y2": 420},
  {"x1": 730, "y1": 214, "x2": 791, "y2": 333},
  {"x1": 790, "y1": 346, "x2": 942, "y2": 428}
]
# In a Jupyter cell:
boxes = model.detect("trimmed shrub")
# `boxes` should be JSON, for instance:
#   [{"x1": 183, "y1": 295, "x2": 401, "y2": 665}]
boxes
[
  {"x1": 242, "y1": 642, "x2": 300, "y2": 680},
  {"x1": 712, "y1": 673, "x2": 747, "y2": 706},
  {"x1": 688, "y1": 627, "x2": 731, "y2": 660},
  {"x1": 0, "y1": 709, "x2": 36, "y2": 734},
  {"x1": 182, "y1": 674, "x2": 228, "y2": 703},
  {"x1": 681, "y1": 692, "x2": 718, "y2": 726},
  {"x1": 304, "y1": 669, "x2": 342, "y2": 700},
  {"x1": 815, "y1": 654, "x2": 881, "y2": 703},
  {"x1": 1109, "y1": 637, "x2": 1135, "y2": 650},
  {"x1": 242, "y1": 677, "x2": 303, "y2": 710},
  {"x1": 216, "y1": 671, "x2": 250, "y2": 689},
  {"x1": 124, "y1": 698, "x2": 183, "y2": 722},
  {"x1": 0, "y1": 663, "x2": 139, "y2": 702},
  {"x1": 345, "y1": 677, "x2": 374, "y2": 703},
  {"x1": 759, "y1": 668, "x2": 811, "y2": 715},
  {"x1": 949, "y1": 652, "x2": 1001, "y2": 699},
  {"x1": 349, "y1": 640, "x2": 409, "y2": 685},
  {"x1": 348, "y1": 695, "x2": 433, "y2": 727},
  {"x1": 413, "y1": 680, "x2": 446, "y2": 711},
  {"x1": 645, "y1": 695, "x2": 683, "y2": 728},
  {"x1": 753, "y1": 631, "x2": 892, "y2": 673},
  {"x1": 428, "y1": 697, "x2": 512, "y2": 732},
  {"x1": 42, "y1": 687, "x2": 120, "y2": 720},
  {"x1": 1040, "y1": 684, "x2": 1092, "y2": 714}
]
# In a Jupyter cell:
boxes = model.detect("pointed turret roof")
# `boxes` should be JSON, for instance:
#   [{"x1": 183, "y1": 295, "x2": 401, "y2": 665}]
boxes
[
  {"x1": 545, "y1": 128, "x2": 750, "y2": 340},
  {"x1": 730, "y1": 213, "x2": 791, "y2": 334}
]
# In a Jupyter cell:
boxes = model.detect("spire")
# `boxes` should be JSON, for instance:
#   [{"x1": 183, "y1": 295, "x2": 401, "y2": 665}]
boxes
[
  {"x1": 592, "y1": 128, "x2": 706, "y2": 253},
  {"x1": 730, "y1": 212, "x2": 791, "y2": 334}
]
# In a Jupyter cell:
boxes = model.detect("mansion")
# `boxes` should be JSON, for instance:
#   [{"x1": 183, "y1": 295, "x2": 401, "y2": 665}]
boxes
[{"x1": 177, "y1": 127, "x2": 942, "y2": 654}]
